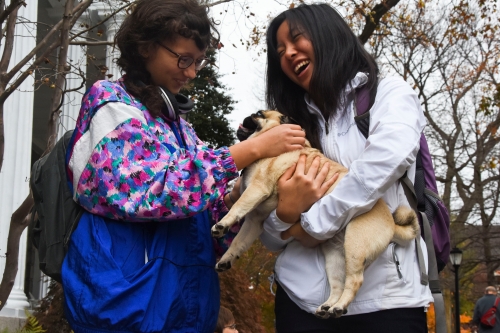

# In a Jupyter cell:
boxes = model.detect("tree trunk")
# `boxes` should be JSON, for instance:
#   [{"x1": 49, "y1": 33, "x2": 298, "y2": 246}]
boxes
[
  {"x1": 0, "y1": 194, "x2": 33, "y2": 310},
  {"x1": 47, "y1": 0, "x2": 74, "y2": 150}
]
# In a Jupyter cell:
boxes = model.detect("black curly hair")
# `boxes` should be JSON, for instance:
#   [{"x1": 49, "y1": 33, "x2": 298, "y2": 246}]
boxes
[{"x1": 115, "y1": 0, "x2": 218, "y2": 117}]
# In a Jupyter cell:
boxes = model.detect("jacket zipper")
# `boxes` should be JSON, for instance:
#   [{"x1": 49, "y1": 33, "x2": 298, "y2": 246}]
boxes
[{"x1": 391, "y1": 243, "x2": 406, "y2": 283}]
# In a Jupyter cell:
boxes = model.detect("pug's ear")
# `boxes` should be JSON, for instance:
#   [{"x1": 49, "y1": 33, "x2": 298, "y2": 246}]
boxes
[{"x1": 280, "y1": 115, "x2": 299, "y2": 125}]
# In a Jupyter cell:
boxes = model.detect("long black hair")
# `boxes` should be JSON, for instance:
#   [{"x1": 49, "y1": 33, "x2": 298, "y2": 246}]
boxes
[
  {"x1": 115, "y1": 0, "x2": 218, "y2": 117},
  {"x1": 266, "y1": 3, "x2": 378, "y2": 150}
]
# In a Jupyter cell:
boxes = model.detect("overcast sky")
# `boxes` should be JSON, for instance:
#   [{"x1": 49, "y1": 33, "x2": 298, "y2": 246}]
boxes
[{"x1": 211, "y1": 0, "x2": 290, "y2": 128}]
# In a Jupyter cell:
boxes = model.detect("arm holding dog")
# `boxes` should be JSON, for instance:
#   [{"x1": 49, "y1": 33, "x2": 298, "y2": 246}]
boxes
[
  {"x1": 278, "y1": 78, "x2": 426, "y2": 241},
  {"x1": 228, "y1": 124, "x2": 305, "y2": 170}
]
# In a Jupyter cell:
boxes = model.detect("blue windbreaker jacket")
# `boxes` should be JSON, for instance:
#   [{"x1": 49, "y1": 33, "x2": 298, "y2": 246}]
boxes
[{"x1": 61, "y1": 81, "x2": 232, "y2": 333}]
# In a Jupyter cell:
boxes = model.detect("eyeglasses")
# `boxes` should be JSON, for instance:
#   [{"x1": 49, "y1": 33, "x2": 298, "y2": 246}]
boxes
[
  {"x1": 224, "y1": 323, "x2": 237, "y2": 330},
  {"x1": 157, "y1": 42, "x2": 210, "y2": 71}
]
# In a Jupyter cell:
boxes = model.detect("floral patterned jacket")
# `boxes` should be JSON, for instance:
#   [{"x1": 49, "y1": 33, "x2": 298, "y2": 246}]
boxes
[{"x1": 67, "y1": 78, "x2": 238, "y2": 222}]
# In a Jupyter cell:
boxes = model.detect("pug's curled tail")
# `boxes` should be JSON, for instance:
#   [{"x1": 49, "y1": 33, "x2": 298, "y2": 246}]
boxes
[{"x1": 392, "y1": 206, "x2": 420, "y2": 243}]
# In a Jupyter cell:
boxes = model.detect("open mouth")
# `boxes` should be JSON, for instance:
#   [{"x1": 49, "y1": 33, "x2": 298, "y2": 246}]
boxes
[
  {"x1": 237, "y1": 115, "x2": 260, "y2": 141},
  {"x1": 294, "y1": 60, "x2": 310, "y2": 75}
]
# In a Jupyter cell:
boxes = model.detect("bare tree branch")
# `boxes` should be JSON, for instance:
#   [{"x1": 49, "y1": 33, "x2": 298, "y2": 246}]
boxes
[
  {"x1": 0, "y1": 39, "x2": 59, "y2": 105},
  {"x1": 69, "y1": 41, "x2": 113, "y2": 46},
  {"x1": 3, "y1": 0, "x2": 92, "y2": 85},
  {"x1": 47, "y1": 0, "x2": 74, "y2": 150},
  {"x1": 0, "y1": 3, "x2": 18, "y2": 172},
  {"x1": 206, "y1": 0, "x2": 233, "y2": 7},
  {"x1": 0, "y1": 0, "x2": 24, "y2": 30},
  {"x1": 358, "y1": 0, "x2": 401, "y2": 44},
  {"x1": 0, "y1": 4, "x2": 18, "y2": 82}
]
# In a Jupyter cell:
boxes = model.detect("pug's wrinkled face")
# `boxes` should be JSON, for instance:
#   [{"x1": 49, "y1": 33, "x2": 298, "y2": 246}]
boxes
[{"x1": 236, "y1": 110, "x2": 295, "y2": 142}]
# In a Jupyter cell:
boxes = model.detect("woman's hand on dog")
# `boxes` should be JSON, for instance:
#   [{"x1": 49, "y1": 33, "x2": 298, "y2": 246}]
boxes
[
  {"x1": 229, "y1": 124, "x2": 305, "y2": 170},
  {"x1": 253, "y1": 124, "x2": 306, "y2": 159},
  {"x1": 276, "y1": 155, "x2": 338, "y2": 224}
]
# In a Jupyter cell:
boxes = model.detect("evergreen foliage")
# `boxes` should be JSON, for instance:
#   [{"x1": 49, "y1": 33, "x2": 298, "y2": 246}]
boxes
[
  {"x1": 181, "y1": 50, "x2": 236, "y2": 148},
  {"x1": 22, "y1": 310, "x2": 47, "y2": 333}
]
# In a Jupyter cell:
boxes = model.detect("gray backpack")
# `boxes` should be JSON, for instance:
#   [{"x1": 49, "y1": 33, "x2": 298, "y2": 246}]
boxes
[{"x1": 30, "y1": 130, "x2": 83, "y2": 283}]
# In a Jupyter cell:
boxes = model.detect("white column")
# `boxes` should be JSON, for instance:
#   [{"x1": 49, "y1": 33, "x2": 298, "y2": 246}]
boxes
[
  {"x1": 57, "y1": 17, "x2": 89, "y2": 139},
  {"x1": 104, "y1": 15, "x2": 124, "y2": 81},
  {"x1": 0, "y1": 2, "x2": 38, "y2": 318},
  {"x1": 91, "y1": 1, "x2": 125, "y2": 81}
]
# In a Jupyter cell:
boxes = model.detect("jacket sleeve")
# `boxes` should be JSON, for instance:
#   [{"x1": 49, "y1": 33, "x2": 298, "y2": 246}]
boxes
[
  {"x1": 472, "y1": 300, "x2": 481, "y2": 325},
  {"x1": 301, "y1": 77, "x2": 426, "y2": 239},
  {"x1": 69, "y1": 85, "x2": 238, "y2": 222},
  {"x1": 180, "y1": 119, "x2": 234, "y2": 222},
  {"x1": 260, "y1": 210, "x2": 294, "y2": 251}
]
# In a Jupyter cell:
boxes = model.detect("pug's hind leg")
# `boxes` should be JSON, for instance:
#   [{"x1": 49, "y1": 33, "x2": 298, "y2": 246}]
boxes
[
  {"x1": 316, "y1": 232, "x2": 345, "y2": 319},
  {"x1": 330, "y1": 205, "x2": 393, "y2": 317},
  {"x1": 215, "y1": 211, "x2": 266, "y2": 272}
]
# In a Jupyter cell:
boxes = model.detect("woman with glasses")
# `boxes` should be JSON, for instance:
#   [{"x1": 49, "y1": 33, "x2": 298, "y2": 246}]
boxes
[{"x1": 61, "y1": 1, "x2": 306, "y2": 332}]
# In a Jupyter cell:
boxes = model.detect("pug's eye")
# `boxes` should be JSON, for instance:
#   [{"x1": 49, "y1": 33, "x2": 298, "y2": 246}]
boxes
[{"x1": 256, "y1": 111, "x2": 265, "y2": 118}]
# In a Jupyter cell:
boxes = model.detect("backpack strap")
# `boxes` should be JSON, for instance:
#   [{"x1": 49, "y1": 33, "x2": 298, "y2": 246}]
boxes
[
  {"x1": 354, "y1": 83, "x2": 446, "y2": 333},
  {"x1": 353, "y1": 85, "x2": 372, "y2": 139},
  {"x1": 421, "y1": 211, "x2": 447, "y2": 333},
  {"x1": 495, "y1": 297, "x2": 500, "y2": 308}
]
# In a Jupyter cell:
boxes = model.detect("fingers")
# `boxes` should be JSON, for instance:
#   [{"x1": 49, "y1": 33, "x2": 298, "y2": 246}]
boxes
[
  {"x1": 295, "y1": 155, "x2": 307, "y2": 175},
  {"x1": 279, "y1": 163, "x2": 297, "y2": 184},
  {"x1": 322, "y1": 172, "x2": 339, "y2": 190},
  {"x1": 306, "y1": 156, "x2": 321, "y2": 177},
  {"x1": 253, "y1": 124, "x2": 306, "y2": 159},
  {"x1": 284, "y1": 124, "x2": 305, "y2": 134},
  {"x1": 285, "y1": 127, "x2": 306, "y2": 150}
]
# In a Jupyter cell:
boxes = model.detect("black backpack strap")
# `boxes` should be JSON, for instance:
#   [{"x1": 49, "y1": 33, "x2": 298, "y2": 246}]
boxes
[
  {"x1": 414, "y1": 152, "x2": 426, "y2": 211},
  {"x1": 355, "y1": 112, "x2": 370, "y2": 139}
]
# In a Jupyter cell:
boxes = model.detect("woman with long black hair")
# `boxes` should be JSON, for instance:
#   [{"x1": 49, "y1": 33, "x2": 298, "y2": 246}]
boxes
[{"x1": 261, "y1": 3, "x2": 433, "y2": 333}]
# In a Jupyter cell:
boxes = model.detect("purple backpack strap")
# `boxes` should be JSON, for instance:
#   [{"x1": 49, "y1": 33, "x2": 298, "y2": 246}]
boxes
[
  {"x1": 418, "y1": 136, "x2": 451, "y2": 270},
  {"x1": 354, "y1": 86, "x2": 372, "y2": 138},
  {"x1": 356, "y1": 86, "x2": 371, "y2": 115}
]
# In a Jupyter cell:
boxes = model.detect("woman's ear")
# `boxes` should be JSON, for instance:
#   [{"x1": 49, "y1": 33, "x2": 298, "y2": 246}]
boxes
[{"x1": 138, "y1": 45, "x2": 152, "y2": 59}]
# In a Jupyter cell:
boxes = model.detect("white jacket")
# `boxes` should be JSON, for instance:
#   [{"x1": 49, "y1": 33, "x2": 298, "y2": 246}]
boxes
[{"x1": 260, "y1": 73, "x2": 434, "y2": 315}]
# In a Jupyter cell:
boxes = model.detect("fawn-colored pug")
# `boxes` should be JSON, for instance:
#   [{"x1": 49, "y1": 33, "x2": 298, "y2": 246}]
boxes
[{"x1": 212, "y1": 110, "x2": 419, "y2": 318}]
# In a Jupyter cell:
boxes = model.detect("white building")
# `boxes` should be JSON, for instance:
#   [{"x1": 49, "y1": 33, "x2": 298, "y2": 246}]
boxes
[{"x1": 0, "y1": 0, "x2": 124, "y2": 324}]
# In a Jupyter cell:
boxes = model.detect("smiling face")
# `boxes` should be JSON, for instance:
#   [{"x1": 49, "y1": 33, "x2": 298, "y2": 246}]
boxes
[
  {"x1": 143, "y1": 36, "x2": 206, "y2": 94},
  {"x1": 276, "y1": 20, "x2": 314, "y2": 93}
]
